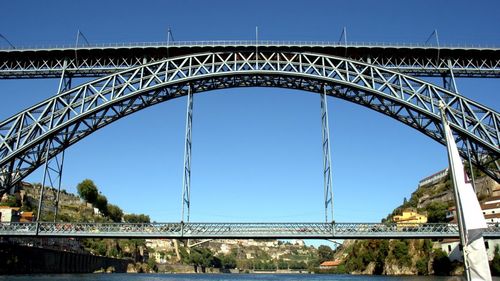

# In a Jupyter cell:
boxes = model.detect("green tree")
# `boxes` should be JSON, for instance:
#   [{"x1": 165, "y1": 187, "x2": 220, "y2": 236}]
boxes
[
  {"x1": 109, "y1": 247, "x2": 119, "y2": 257},
  {"x1": 96, "y1": 241, "x2": 107, "y2": 256},
  {"x1": 123, "y1": 213, "x2": 151, "y2": 223},
  {"x1": 107, "y1": 204, "x2": 123, "y2": 222},
  {"x1": 345, "y1": 255, "x2": 364, "y2": 272},
  {"x1": 94, "y1": 194, "x2": 108, "y2": 215},
  {"x1": 393, "y1": 240, "x2": 411, "y2": 267},
  {"x1": 0, "y1": 195, "x2": 21, "y2": 207},
  {"x1": 289, "y1": 261, "x2": 307, "y2": 270},
  {"x1": 277, "y1": 259, "x2": 288, "y2": 270},
  {"x1": 432, "y1": 249, "x2": 451, "y2": 275},
  {"x1": 147, "y1": 258, "x2": 158, "y2": 272},
  {"x1": 188, "y1": 248, "x2": 215, "y2": 272},
  {"x1": 219, "y1": 254, "x2": 237, "y2": 269},
  {"x1": 77, "y1": 179, "x2": 99, "y2": 204},
  {"x1": 422, "y1": 239, "x2": 433, "y2": 254},
  {"x1": 425, "y1": 201, "x2": 449, "y2": 223},
  {"x1": 416, "y1": 257, "x2": 429, "y2": 275},
  {"x1": 318, "y1": 245, "x2": 335, "y2": 263}
]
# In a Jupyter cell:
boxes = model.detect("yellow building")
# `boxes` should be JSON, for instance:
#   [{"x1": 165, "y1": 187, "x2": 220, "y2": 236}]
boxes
[{"x1": 393, "y1": 209, "x2": 427, "y2": 225}]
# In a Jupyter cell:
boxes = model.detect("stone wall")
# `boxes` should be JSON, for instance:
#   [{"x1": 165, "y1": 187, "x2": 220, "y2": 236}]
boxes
[{"x1": 0, "y1": 243, "x2": 131, "y2": 274}]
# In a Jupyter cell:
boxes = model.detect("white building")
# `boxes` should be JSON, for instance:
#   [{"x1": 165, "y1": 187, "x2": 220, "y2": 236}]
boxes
[
  {"x1": 442, "y1": 196, "x2": 500, "y2": 261},
  {"x1": 145, "y1": 239, "x2": 175, "y2": 251},
  {"x1": 0, "y1": 206, "x2": 20, "y2": 222},
  {"x1": 152, "y1": 251, "x2": 168, "y2": 264},
  {"x1": 419, "y1": 168, "x2": 449, "y2": 188},
  {"x1": 441, "y1": 239, "x2": 500, "y2": 262},
  {"x1": 219, "y1": 243, "x2": 232, "y2": 255}
]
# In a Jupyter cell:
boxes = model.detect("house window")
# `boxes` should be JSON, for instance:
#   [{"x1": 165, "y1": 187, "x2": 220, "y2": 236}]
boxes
[
  {"x1": 448, "y1": 245, "x2": 452, "y2": 252},
  {"x1": 485, "y1": 241, "x2": 490, "y2": 249}
]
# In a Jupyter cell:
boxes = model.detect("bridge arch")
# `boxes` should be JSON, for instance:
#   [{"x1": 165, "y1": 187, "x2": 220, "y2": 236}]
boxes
[{"x1": 0, "y1": 51, "x2": 498, "y2": 192}]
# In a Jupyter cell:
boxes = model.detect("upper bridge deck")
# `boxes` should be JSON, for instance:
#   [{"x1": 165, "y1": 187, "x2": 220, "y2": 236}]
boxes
[{"x1": 1, "y1": 41, "x2": 499, "y2": 78}]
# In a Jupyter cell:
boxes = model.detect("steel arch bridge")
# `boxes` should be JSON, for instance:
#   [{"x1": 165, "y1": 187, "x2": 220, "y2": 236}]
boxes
[{"x1": 0, "y1": 49, "x2": 499, "y2": 195}]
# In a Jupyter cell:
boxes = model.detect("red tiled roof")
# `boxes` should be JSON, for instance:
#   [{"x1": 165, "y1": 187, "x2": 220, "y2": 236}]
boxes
[
  {"x1": 441, "y1": 238, "x2": 459, "y2": 243},
  {"x1": 320, "y1": 260, "x2": 341, "y2": 266},
  {"x1": 485, "y1": 213, "x2": 500, "y2": 219},
  {"x1": 0, "y1": 206, "x2": 19, "y2": 210}
]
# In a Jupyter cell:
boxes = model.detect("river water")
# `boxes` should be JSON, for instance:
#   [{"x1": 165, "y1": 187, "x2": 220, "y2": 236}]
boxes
[{"x1": 1, "y1": 274, "x2": 499, "y2": 281}]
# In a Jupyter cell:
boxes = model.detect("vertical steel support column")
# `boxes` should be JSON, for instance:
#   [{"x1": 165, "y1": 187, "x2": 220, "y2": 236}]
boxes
[
  {"x1": 36, "y1": 141, "x2": 52, "y2": 224},
  {"x1": 36, "y1": 60, "x2": 71, "y2": 223},
  {"x1": 53, "y1": 63, "x2": 71, "y2": 221},
  {"x1": 443, "y1": 59, "x2": 477, "y2": 190},
  {"x1": 181, "y1": 85, "x2": 193, "y2": 222},
  {"x1": 52, "y1": 150, "x2": 66, "y2": 221},
  {"x1": 321, "y1": 86, "x2": 334, "y2": 223},
  {"x1": 0, "y1": 162, "x2": 14, "y2": 201}
]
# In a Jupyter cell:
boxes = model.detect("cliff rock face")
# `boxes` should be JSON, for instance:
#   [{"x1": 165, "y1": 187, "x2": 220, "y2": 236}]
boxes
[
  {"x1": 338, "y1": 238, "x2": 433, "y2": 275},
  {"x1": 418, "y1": 175, "x2": 498, "y2": 208},
  {"x1": 383, "y1": 263, "x2": 414, "y2": 275}
]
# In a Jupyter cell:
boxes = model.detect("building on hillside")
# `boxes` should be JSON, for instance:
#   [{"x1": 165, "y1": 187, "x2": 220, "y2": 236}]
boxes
[
  {"x1": 0, "y1": 207, "x2": 34, "y2": 223},
  {"x1": 145, "y1": 239, "x2": 175, "y2": 251},
  {"x1": 419, "y1": 168, "x2": 449, "y2": 188},
  {"x1": 19, "y1": 211, "x2": 34, "y2": 222},
  {"x1": 241, "y1": 239, "x2": 278, "y2": 247},
  {"x1": 93, "y1": 207, "x2": 103, "y2": 217},
  {"x1": 392, "y1": 209, "x2": 427, "y2": 225},
  {"x1": 319, "y1": 260, "x2": 342, "y2": 269},
  {"x1": 0, "y1": 206, "x2": 20, "y2": 222},
  {"x1": 441, "y1": 239, "x2": 500, "y2": 262},
  {"x1": 219, "y1": 243, "x2": 232, "y2": 255},
  {"x1": 442, "y1": 196, "x2": 500, "y2": 261},
  {"x1": 446, "y1": 196, "x2": 500, "y2": 223},
  {"x1": 152, "y1": 251, "x2": 168, "y2": 264}
]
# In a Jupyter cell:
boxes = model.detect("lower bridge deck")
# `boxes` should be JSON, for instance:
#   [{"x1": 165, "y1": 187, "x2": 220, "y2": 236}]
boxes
[{"x1": 2, "y1": 222, "x2": 500, "y2": 239}]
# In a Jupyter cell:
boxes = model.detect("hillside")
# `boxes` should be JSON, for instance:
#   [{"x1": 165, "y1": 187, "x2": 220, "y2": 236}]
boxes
[
  {"x1": 388, "y1": 172, "x2": 497, "y2": 221},
  {"x1": 1, "y1": 180, "x2": 325, "y2": 273},
  {"x1": 146, "y1": 238, "x2": 320, "y2": 273},
  {"x1": 333, "y1": 170, "x2": 500, "y2": 276}
]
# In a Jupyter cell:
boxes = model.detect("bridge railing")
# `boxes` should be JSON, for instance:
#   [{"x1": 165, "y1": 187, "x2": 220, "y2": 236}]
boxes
[
  {"x1": 1, "y1": 222, "x2": 499, "y2": 239},
  {"x1": 1, "y1": 40, "x2": 499, "y2": 51}
]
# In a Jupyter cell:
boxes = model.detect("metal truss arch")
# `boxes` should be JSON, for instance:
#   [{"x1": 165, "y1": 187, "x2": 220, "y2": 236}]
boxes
[{"x1": 0, "y1": 51, "x2": 499, "y2": 194}]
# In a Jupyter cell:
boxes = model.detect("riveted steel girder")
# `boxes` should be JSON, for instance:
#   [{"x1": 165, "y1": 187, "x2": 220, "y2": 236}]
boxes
[{"x1": 0, "y1": 52, "x2": 498, "y2": 195}]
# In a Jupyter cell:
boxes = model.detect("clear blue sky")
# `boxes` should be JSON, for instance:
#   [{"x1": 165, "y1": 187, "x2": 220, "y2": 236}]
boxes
[{"x1": 0, "y1": 1, "x2": 499, "y2": 228}]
